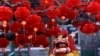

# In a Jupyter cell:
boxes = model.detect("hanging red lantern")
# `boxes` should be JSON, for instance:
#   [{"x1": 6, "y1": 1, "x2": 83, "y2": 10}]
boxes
[
  {"x1": 14, "y1": 7, "x2": 31, "y2": 21},
  {"x1": 12, "y1": 0, "x2": 31, "y2": 10},
  {"x1": 59, "y1": 5, "x2": 71, "y2": 20},
  {"x1": 66, "y1": 0, "x2": 82, "y2": 8},
  {"x1": 47, "y1": 19, "x2": 58, "y2": 29},
  {"x1": 46, "y1": 8, "x2": 60, "y2": 18},
  {"x1": 35, "y1": 35, "x2": 50, "y2": 47},
  {"x1": 26, "y1": 14, "x2": 42, "y2": 27},
  {"x1": 87, "y1": 2, "x2": 100, "y2": 14},
  {"x1": 0, "y1": 6, "x2": 13, "y2": 21},
  {"x1": 9, "y1": 22, "x2": 22, "y2": 33},
  {"x1": 41, "y1": 0, "x2": 54, "y2": 7},
  {"x1": 0, "y1": 38, "x2": 9, "y2": 48},
  {"x1": 95, "y1": 13, "x2": 100, "y2": 22},
  {"x1": 67, "y1": 10, "x2": 78, "y2": 20},
  {"x1": 80, "y1": 23, "x2": 96, "y2": 34},
  {"x1": 72, "y1": 21, "x2": 81, "y2": 27},
  {"x1": 47, "y1": 26, "x2": 61, "y2": 36},
  {"x1": 14, "y1": 34, "x2": 28, "y2": 46}
]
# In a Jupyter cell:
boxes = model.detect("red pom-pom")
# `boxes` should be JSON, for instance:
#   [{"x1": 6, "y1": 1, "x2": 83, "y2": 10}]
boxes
[
  {"x1": 66, "y1": 0, "x2": 82, "y2": 8},
  {"x1": 67, "y1": 10, "x2": 78, "y2": 20},
  {"x1": 9, "y1": 22, "x2": 22, "y2": 33},
  {"x1": 14, "y1": 34, "x2": 28, "y2": 46},
  {"x1": 59, "y1": 5, "x2": 71, "y2": 18},
  {"x1": 0, "y1": 6, "x2": 13, "y2": 21},
  {"x1": 35, "y1": 35, "x2": 50, "y2": 47},
  {"x1": 87, "y1": 2, "x2": 100, "y2": 14},
  {"x1": 80, "y1": 23, "x2": 96, "y2": 34},
  {"x1": 61, "y1": 30, "x2": 68, "y2": 36},
  {"x1": 95, "y1": 14, "x2": 100, "y2": 22},
  {"x1": 14, "y1": 7, "x2": 31, "y2": 21},
  {"x1": 41, "y1": 0, "x2": 54, "y2": 7},
  {"x1": 46, "y1": 8, "x2": 60, "y2": 18},
  {"x1": 26, "y1": 14, "x2": 42, "y2": 27},
  {"x1": 37, "y1": 23, "x2": 46, "y2": 33},
  {"x1": 48, "y1": 26, "x2": 61, "y2": 36},
  {"x1": 47, "y1": 19, "x2": 57, "y2": 29},
  {"x1": 0, "y1": 38, "x2": 9, "y2": 48},
  {"x1": 12, "y1": 0, "x2": 31, "y2": 10}
]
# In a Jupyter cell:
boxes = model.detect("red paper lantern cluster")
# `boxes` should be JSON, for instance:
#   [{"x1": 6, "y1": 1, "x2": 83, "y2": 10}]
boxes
[{"x1": 0, "y1": 6, "x2": 13, "y2": 21}]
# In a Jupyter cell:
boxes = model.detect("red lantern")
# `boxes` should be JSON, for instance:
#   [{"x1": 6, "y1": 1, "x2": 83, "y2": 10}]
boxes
[
  {"x1": 35, "y1": 35, "x2": 50, "y2": 47},
  {"x1": 0, "y1": 6, "x2": 13, "y2": 21},
  {"x1": 41, "y1": 0, "x2": 54, "y2": 7},
  {"x1": 66, "y1": 0, "x2": 82, "y2": 8},
  {"x1": 95, "y1": 13, "x2": 100, "y2": 22},
  {"x1": 80, "y1": 23, "x2": 96, "y2": 34},
  {"x1": 12, "y1": 0, "x2": 31, "y2": 10},
  {"x1": 26, "y1": 14, "x2": 42, "y2": 27},
  {"x1": 0, "y1": 38, "x2": 9, "y2": 48},
  {"x1": 87, "y1": 2, "x2": 100, "y2": 14},
  {"x1": 94, "y1": 0, "x2": 100, "y2": 4},
  {"x1": 67, "y1": 10, "x2": 78, "y2": 20},
  {"x1": 14, "y1": 34, "x2": 28, "y2": 46},
  {"x1": 46, "y1": 8, "x2": 60, "y2": 18},
  {"x1": 9, "y1": 22, "x2": 22, "y2": 33},
  {"x1": 47, "y1": 26, "x2": 61, "y2": 36},
  {"x1": 14, "y1": 7, "x2": 31, "y2": 21},
  {"x1": 59, "y1": 5, "x2": 71, "y2": 19}
]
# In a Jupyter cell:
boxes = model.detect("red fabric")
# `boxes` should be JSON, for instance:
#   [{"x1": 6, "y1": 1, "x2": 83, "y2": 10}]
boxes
[
  {"x1": 0, "y1": 6, "x2": 13, "y2": 21},
  {"x1": 68, "y1": 35, "x2": 77, "y2": 50}
]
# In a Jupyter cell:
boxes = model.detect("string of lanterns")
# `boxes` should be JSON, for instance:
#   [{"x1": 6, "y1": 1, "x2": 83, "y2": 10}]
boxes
[{"x1": 0, "y1": 0, "x2": 100, "y2": 54}]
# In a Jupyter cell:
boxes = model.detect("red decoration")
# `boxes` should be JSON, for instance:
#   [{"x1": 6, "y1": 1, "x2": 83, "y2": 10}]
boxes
[
  {"x1": 66, "y1": 0, "x2": 82, "y2": 8},
  {"x1": 47, "y1": 19, "x2": 57, "y2": 29},
  {"x1": 59, "y1": 5, "x2": 71, "y2": 19},
  {"x1": 0, "y1": 38, "x2": 9, "y2": 48},
  {"x1": 14, "y1": 34, "x2": 28, "y2": 46},
  {"x1": 9, "y1": 22, "x2": 22, "y2": 33},
  {"x1": 26, "y1": 14, "x2": 42, "y2": 27},
  {"x1": 67, "y1": 10, "x2": 78, "y2": 20},
  {"x1": 80, "y1": 23, "x2": 96, "y2": 34},
  {"x1": 95, "y1": 13, "x2": 100, "y2": 22},
  {"x1": 87, "y1": 2, "x2": 100, "y2": 14},
  {"x1": 46, "y1": 8, "x2": 60, "y2": 18},
  {"x1": 72, "y1": 21, "x2": 81, "y2": 27},
  {"x1": 41, "y1": 0, "x2": 54, "y2": 7},
  {"x1": 14, "y1": 7, "x2": 31, "y2": 21},
  {"x1": 12, "y1": 0, "x2": 31, "y2": 10},
  {"x1": 0, "y1": 6, "x2": 13, "y2": 21},
  {"x1": 35, "y1": 35, "x2": 50, "y2": 47},
  {"x1": 48, "y1": 26, "x2": 61, "y2": 36},
  {"x1": 68, "y1": 35, "x2": 77, "y2": 50}
]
